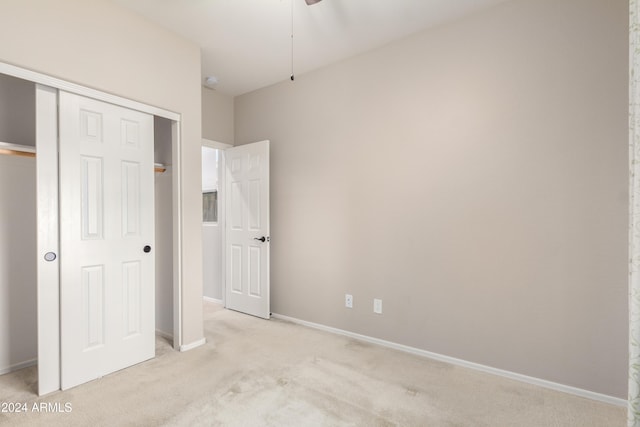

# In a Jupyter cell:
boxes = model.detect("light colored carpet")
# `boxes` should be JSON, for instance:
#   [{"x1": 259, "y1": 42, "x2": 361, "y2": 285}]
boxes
[{"x1": 0, "y1": 301, "x2": 625, "y2": 426}]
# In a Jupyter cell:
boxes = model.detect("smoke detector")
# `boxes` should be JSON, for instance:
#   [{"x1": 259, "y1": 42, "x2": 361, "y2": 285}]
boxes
[{"x1": 204, "y1": 76, "x2": 218, "y2": 88}]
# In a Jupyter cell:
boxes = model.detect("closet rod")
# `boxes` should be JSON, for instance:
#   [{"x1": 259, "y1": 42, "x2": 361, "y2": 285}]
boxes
[
  {"x1": 0, "y1": 141, "x2": 167, "y2": 173},
  {"x1": 0, "y1": 141, "x2": 35, "y2": 158}
]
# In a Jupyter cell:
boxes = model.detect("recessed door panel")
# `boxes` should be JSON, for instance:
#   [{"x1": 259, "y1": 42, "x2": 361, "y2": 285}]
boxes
[
  {"x1": 81, "y1": 156, "x2": 104, "y2": 240},
  {"x1": 231, "y1": 157, "x2": 242, "y2": 174},
  {"x1": 123, "y1": 261, "x2": 141, "y2": 338},
  {"x1": 82, "y1": 265, "x2": 105, "y2": 350},
  {"x1": 231, "y1": 245, "x2": 243, "y2": 293},
  {"x1": 121, "y1": 161, "x2": 140, "y2": 237},
  {"x1": 121, "y1": 119, "x2": 140, "y2": 149},
  {"x1": 231, "y1": 181, "x2": 243, "y2": 230},
  {"x1": 248, "y1": 179, "x2": 261, "y2": 231},
  {"x1": 248, "y1": 246, "x2": 261, "y2": 297},
  {"x1": 80, "y1": 110, "x2": 103, "y2": 144},
  {"x1": 249, "y1": 154, "x2": 260, "y2": 172}
]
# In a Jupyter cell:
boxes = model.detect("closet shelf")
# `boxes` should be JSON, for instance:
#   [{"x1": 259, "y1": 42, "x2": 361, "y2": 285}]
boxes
[
  {"x1": 0, "y1": 142, "x2": 167, "y2": 173},
  {"x1": 0, "y1": 141, "x2": 35, "y2": 158}
]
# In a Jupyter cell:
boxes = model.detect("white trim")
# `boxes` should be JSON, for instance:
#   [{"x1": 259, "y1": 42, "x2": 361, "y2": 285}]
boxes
[
  {"x1": 0, "y1": 359, "x2": 37, "y2": 376},
  {"x1": 0, "y1": 61, "x2": 180, "y2": 121},
  {"x1": 218, "y1": 150, "x2": 227, "y2": 308},
  {"x1": 272, "y1": 313, "x2": 627, "y2": 408},
  {"x1": 180, "y1": 338, "x2": 206, "y2": 352},
  {"x1": 172, "y1": 121, "x2": 183, "y2": 351},
  {"x1": 155, "y1": 329, "x2": 174, "y2": 341},
  {"x1": 203, "y1": 296, "x2": 223, "y2": 304},
  {"x1": 202, "y1": 138, "x2": 232, "y2": 149}
]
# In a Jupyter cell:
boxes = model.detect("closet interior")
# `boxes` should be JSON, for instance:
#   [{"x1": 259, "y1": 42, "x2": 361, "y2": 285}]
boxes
[
  {"x1": 0, "y1": 73, "x2": 37, "y2": 376},
  {"x1": 154, "y1": 116, "x2": 174, "y2": 340}
]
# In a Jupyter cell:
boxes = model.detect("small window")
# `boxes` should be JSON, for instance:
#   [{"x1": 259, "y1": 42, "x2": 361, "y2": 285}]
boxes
[{"x1": 203, "y1": 191, "x2": 218, "y2": 223}]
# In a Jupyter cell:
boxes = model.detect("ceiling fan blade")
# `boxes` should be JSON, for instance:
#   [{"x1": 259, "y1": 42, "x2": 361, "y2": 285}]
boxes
[{"x1": 305, "y1": 0, "x2": 323, "y2": 5}]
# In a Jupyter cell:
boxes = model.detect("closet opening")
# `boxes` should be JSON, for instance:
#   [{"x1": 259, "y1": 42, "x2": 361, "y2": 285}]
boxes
[
  {"x1": 0, "y1": 73, "x2": 37, "y2": 388},
  {"x1": 0, "y1": 70, "x2": 182, "y2": 395}
]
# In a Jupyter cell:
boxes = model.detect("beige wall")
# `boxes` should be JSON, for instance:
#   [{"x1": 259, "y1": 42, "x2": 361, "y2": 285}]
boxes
[
  {"x1": 202, "y1": 88, "x2": 234, "y2": 145},
  {"x1": 0, "y1": 0, "x2": 204, "y2": 346},
  {"x1": 235, "y1": 0, "x2": 628, "y2": 398}
]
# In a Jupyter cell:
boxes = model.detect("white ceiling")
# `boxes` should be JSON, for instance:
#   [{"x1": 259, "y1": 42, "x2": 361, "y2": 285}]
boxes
[{"x1": 112, "y1": 0, "x2": 508, "y2": 96}]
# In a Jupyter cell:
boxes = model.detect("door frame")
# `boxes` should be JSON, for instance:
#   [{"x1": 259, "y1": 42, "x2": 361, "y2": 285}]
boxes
[
  {"x1": 202, "y1": 139, "x2": 231, "y2": 307},
  {"x1": 0, "y1": 61, "x2": 184, "y2": 395}
]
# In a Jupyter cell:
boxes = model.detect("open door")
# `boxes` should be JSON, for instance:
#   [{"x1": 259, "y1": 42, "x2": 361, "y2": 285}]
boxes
[
  {"x1": 225, "y1": 141, "x2": 270, "y2": 319},
  {"x1": 58, "y1": 92, "x2": 155, "y2": 389}
]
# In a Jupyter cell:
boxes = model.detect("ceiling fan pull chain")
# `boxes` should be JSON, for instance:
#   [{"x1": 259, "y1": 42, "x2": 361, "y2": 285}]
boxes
[
  {"x1": 290, "y1": 0, "x2": 295, "y2": 81},
  {"x1": 291, "y1": 0, "x2": 323, "y2": 82}
]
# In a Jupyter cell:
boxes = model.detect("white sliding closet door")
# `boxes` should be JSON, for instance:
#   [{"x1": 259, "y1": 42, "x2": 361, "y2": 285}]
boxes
[
  {"x1": 36, "y1": 84, "x2": 60, "y2": 396},
  {"x1": 59, "y1": 92, "x2": 155, "y2": 390}
]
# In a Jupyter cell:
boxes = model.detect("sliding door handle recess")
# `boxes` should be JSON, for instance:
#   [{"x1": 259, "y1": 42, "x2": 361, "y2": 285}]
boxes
[{"x1": 253, "y1": 236, "x2": 270, "y2": 243}]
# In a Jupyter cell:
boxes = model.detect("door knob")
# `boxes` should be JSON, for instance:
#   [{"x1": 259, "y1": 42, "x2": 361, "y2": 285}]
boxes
[
  {"x1": 44, "y1": 252, "x2": 57, "y2": 262},
  {"x1": 254, "y1": 236, "x2": 270, "y2": 243},
  {"x1": 143, "y1": 245, "x2": 152, "y2": 253}
]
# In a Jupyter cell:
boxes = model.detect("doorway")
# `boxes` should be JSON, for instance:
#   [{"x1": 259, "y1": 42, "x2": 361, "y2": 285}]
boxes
[
  {"x1": 200, "y1": 139, "x2": 272, "y2": 319},
  {"x1": 201, "y1": 139, "x2": 231, "y2": 306},
  {"x1": 202, "y1": 146, "x2": 223, "y2": 304}
]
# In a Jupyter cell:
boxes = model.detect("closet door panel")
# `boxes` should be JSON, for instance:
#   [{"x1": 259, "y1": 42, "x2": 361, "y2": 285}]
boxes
[
  {"x1": 59, "y1": 91, "x2": 155, "y2": 390},
  {"x1": 36, "y1": 84, "x2": 60, "y2": 396}
]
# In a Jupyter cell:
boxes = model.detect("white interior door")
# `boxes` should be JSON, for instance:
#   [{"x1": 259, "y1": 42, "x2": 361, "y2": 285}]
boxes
[
  {"x1": 59, "y1": 91, "x2": 155, "y2": 390},
  {"x1": 225, "y1": 140, "x2": 270, "y2": 319}
]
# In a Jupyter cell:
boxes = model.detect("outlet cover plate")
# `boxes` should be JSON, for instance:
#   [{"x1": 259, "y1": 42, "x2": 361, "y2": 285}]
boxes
[
  {"x1": 373, "y1": 298, "x2": 382, "y2": 314},
  {"x1": 345, "y1": 294, "x2": 353, "y2": 308}
]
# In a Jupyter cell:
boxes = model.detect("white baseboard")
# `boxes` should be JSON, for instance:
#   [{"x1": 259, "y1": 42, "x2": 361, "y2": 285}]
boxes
[
  {"x1": 156, "y1": 329, "x2": 173, "y2": 341},
  {"x1": 271, "y1": 313, "x2": 626, "y2": 408},
  {"x1": 0, "y1": 358, "x2": 37, "y2": 376},
  {"x1": 180, "y1": 338, "x2": 206, "y2": 352},
  {"x1": 203, "y1": 296, "x2": 223, "y2": 304}
]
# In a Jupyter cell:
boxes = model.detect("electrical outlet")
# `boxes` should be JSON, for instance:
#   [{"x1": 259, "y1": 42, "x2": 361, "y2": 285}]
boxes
[
  {"x1": 373, "y1": 298, "x2": 382, "y2": 314},
  {"x1": 345, "y1": 294, "x2": 353, "y2": 308}
]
